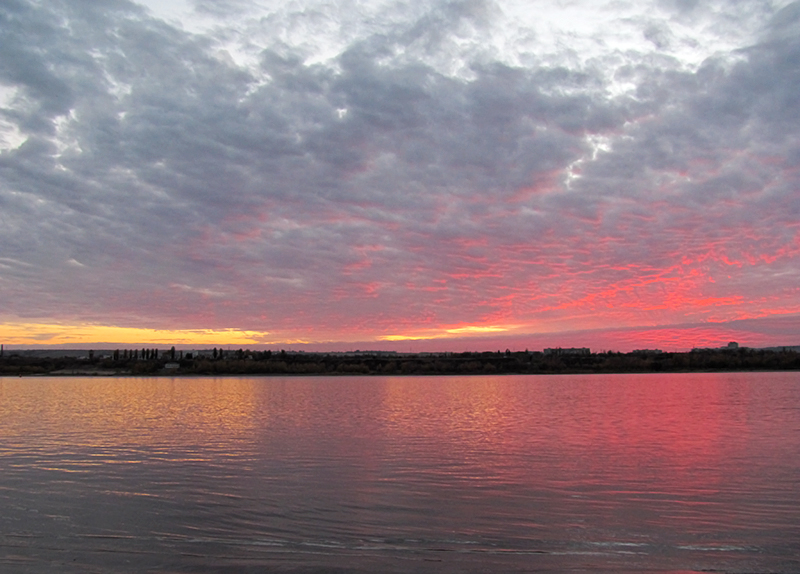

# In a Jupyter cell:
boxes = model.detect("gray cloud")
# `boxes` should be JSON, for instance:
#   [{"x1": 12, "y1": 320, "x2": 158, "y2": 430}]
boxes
[{"x1": 1, "y1": 0, "x2": 799, "y2": 344}]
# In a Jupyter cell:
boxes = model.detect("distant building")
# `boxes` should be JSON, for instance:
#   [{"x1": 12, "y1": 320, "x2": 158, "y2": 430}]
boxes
[{"x1": 544, "y1": 347, "x2": 590, "y2": 356}]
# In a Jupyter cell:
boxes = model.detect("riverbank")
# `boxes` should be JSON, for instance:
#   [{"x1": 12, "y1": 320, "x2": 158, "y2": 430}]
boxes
[{"x1": 3, "y1": 348, "x2": 799, "y2": 377}]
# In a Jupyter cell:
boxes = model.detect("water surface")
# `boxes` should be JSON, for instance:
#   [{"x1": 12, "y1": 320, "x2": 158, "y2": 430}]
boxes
[{"x1": 1, "y1": 372, "x2": 799, "y2": 573}]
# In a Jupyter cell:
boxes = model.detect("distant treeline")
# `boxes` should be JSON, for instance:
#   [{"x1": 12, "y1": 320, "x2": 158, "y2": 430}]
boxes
[{"x1": 2, "y1": 347, "x2": 800, "y2": 376}]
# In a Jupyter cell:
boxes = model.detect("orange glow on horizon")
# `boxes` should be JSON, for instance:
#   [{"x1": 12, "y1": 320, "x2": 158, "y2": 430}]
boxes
[
  {"x1": 1, "y1": 313, "x2": 797, "y2": 353},
  {"x1": 0, "y1": 322, "x2": 273, "y2": 347},
  {"x1": 380, "y1": 323, "x2": 515, "y2": 341}
]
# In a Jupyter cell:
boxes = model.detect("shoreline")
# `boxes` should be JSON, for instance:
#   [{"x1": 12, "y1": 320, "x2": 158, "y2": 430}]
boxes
[{"x1": 3, "y1": 352, "x2": 799, "y2": 378}]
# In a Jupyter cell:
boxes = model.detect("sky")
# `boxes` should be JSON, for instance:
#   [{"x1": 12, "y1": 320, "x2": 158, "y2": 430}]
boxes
[{"x1": 1, "y1": 0, "x2": 799, "y2": 352}]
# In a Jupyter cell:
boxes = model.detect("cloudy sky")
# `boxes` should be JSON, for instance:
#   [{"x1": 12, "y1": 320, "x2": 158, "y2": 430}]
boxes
[{"x1": 1, "y1": 0, "x2": 799, "y2": 351}]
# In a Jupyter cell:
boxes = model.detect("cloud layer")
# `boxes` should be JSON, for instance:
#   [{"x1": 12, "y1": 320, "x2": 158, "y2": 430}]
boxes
[{"x1": 1, "y1": 0, "x2": 799, "y2": 350}]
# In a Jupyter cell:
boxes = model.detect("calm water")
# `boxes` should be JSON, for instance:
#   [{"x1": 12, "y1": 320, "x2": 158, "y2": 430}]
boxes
[{"x1": 1, "y1": 373, "x2": 799, "y2": 573}]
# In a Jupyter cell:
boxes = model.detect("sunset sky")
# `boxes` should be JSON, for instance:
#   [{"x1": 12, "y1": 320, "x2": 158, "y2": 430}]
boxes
[{"x1": 2, "y1": 0, "x2": 799, "y2": 351}]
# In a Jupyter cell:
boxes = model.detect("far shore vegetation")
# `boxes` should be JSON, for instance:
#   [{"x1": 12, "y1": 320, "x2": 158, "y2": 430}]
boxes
[{"x1": 2, "y1": 345, "x2": 800, "y2": 377}]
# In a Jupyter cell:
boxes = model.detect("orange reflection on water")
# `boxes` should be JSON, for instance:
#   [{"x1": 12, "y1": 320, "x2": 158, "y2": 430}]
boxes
[
  {"x1": 0, "y1": 373, "x2": 784, "y2": 498},
  {"x1": 0, "y1": 377, "x2": 261, "y2": 461}
]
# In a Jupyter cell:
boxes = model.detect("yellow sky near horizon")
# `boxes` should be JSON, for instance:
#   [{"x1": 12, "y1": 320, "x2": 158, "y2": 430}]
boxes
[
  {"x1": 0, "y1": 322, "x2": 272, "y2": 347},
  {"x1": 1, "y1": 321, "x2": 520, "y2": 348}
]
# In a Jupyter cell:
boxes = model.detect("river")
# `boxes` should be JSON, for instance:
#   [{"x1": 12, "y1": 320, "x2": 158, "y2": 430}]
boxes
[{"x1": 1, "y1": 372, "x2": 799, "y2": 573}]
